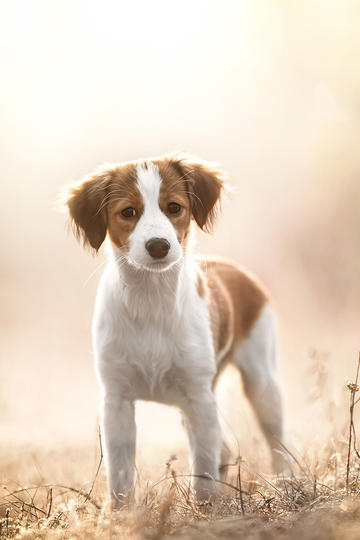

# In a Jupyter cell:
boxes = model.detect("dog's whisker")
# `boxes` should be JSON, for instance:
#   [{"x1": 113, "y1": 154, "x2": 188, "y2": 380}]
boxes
[{"x1": 82, "y1": 256, "x2": 108, "y2": 287}]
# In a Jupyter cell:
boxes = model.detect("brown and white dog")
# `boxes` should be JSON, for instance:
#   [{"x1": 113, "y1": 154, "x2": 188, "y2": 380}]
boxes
[{"x1": 65, "y1": 153, "x2": 286, "y2": 507}]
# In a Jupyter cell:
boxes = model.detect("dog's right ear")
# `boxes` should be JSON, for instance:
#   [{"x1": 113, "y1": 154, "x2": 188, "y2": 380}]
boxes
[
  {"x1": 63, "y1": 167, "x2": 112, "y2": 252},
  {"x1": 167, "y1": 153, "x2": 226, "y2": 232}
]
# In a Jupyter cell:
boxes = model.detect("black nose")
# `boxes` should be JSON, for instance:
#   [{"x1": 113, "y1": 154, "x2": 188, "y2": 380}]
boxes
[{"x1": 145, "y1": 237, "x2": 170, "y2": 259}]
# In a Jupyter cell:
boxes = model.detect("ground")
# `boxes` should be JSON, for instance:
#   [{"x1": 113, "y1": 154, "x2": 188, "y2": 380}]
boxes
[
  {"x1": 2, "y1": 435, "x2": 360, "y2": 540},
  {"x1": 2, "y1": 359, "x2": 360, "y2": 539}
]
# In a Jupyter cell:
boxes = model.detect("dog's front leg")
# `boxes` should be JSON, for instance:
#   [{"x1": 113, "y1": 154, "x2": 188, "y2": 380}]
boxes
[
  {"x1": 182, "y1": 388, "x2": 222, "y2": 502},
  {"x1": 101, "y1": 392, "x2": 136, "y2": 508}
]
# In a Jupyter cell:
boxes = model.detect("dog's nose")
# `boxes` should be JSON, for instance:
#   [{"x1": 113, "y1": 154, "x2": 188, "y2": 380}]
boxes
[{"x1": 145, "y1": 237, "x2": 170, "y2": 259}]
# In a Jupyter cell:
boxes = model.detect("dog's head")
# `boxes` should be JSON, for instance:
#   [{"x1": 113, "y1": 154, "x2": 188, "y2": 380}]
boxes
[{"x1": 64, "y1": 153, "x2": 225, "y2": 272}]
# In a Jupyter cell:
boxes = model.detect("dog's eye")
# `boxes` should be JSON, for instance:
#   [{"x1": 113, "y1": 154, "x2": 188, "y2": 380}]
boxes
[
  {"x1": 167, "y1": 202, "x2": 181, "y2": 214},
  {"x1": 121, "y1": 207, "x2": 137, "y2": 218}
]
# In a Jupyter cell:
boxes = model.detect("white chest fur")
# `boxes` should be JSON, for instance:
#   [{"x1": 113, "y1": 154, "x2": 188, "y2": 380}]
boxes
[{"x1": 92, "y1": 257, "x2": 216, "y2": 406}]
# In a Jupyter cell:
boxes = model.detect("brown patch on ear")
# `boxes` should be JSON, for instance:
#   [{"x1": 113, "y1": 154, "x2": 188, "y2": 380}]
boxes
[
  {"x1": 168, "y1": 154, "x2": 226, "y2": 232},
  {"x1": 65, "y1": 167, "x2": 114, "y2": 251}
]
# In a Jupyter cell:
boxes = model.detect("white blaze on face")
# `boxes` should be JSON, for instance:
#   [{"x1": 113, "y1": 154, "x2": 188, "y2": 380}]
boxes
[{"x1": 127, "y1": 162, "x2": 182, "y2": 270}]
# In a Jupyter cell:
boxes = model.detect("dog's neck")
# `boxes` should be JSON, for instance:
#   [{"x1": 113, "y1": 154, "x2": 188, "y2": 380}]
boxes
[{"x1": 108, "y1": 250, "x2": 196, "y2": 323}]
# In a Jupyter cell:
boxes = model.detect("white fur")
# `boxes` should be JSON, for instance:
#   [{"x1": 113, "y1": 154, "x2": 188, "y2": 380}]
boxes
[{"x1": 91, "y1": 163, "x2": 285, "y2": 507}]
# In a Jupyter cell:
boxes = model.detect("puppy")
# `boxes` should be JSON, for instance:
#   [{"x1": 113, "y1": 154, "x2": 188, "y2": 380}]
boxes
[{"x1": 64, "y1": 153, "x2": 286, "y2": 507}]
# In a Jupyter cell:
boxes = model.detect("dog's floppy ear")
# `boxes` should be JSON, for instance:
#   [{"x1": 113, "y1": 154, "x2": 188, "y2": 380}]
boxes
[
  {"x1": 169, "y1": 153, "x2": 226, "y2": 232},
  {"x1": 64, "y1": 167, "x2": 113, "y2": 252}
]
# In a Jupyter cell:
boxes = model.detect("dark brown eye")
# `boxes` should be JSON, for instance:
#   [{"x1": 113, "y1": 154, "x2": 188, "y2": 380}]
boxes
[
  {"x1": 121, "y1": 207, "x2": 137, "y2": 218},
  {"x1": 167, "y1": 202, "x2": 181, "y2": 214}
]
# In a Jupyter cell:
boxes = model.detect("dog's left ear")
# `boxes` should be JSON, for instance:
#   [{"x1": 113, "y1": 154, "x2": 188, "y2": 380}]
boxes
[{"x1": 169, "y1": 154, "x2": 226, "y2": 232}]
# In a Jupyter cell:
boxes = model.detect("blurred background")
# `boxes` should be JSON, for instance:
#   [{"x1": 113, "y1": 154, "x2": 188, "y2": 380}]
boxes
[{"x1": 1, "y1": 0, "x2": 359, "y2": 473}]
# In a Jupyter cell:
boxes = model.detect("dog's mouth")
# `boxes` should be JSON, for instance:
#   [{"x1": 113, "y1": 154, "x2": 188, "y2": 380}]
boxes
[
  {"x1": 126, "y1": 256, "x2": 181, "y2": 273},
  {"x1": 144, "y1": 258, "x2": 180, "y2": 273}
]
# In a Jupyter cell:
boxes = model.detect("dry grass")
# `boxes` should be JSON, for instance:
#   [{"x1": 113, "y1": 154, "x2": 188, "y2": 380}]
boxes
[{"x1": 2, "y1": 356, "x2": 360, "y2": 539}]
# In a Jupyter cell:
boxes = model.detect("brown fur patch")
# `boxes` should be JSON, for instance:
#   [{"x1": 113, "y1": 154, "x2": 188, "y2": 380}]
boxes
[
  {"x1": 155, "y1": 159, "x2": 192, "y2": 245},
  {"x1": 198, "y1": 258, "x2": 268, "y2": 367},
  {"x1": 156, "y1": 154, "x2": 225, "y2": 232},
  {"x1": 66, "y1": 167, "x2": 111, "y2": 250},
  {"x1": 206, "y1": 272, "x2": 234, "y2": 357},
  {"x1": 106, "y1": 163, "x2": 143, "y2": 251},
  {"x1": 65, "y1": 162, "x2": 141, "y2": 252}
]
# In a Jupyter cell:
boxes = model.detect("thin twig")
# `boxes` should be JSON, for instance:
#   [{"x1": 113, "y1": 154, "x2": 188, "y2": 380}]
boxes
[
  {"x1": 6, "y1": 500, "x2": 40, "y2": 521},
  {"x1": 236, "y1": 457, "x2": 245, "y2": 515},
  {"x1": 6, "y1": 508, "x2": 9, "y2": 536},
  {"x1": 3, "y1": 486, "x2": 46, "y2": 516},
  {"x1": 346, "y1": 352, "x2": 360, "y2": 494},
  {"x1": 3, "y1": 484, "x2": 101, "y2": 510},
  {"x1": 47, "y1": 487, "x2": 53, "y2": 519},
  {"x1": 140, "y1": 473, "x2": 250, "y2": 505},
  {"x1": 83, "y1": 427, "x2": 103, "y2": 505},
  {"x1": 273, "y1": 438, "x2": 308, "y2": 477}
]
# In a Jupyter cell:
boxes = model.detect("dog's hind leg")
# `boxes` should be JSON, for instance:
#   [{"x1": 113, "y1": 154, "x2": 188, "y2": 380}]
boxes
[{"x1": 231, "y1": 304, "x2": 288, "y2": 473}]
